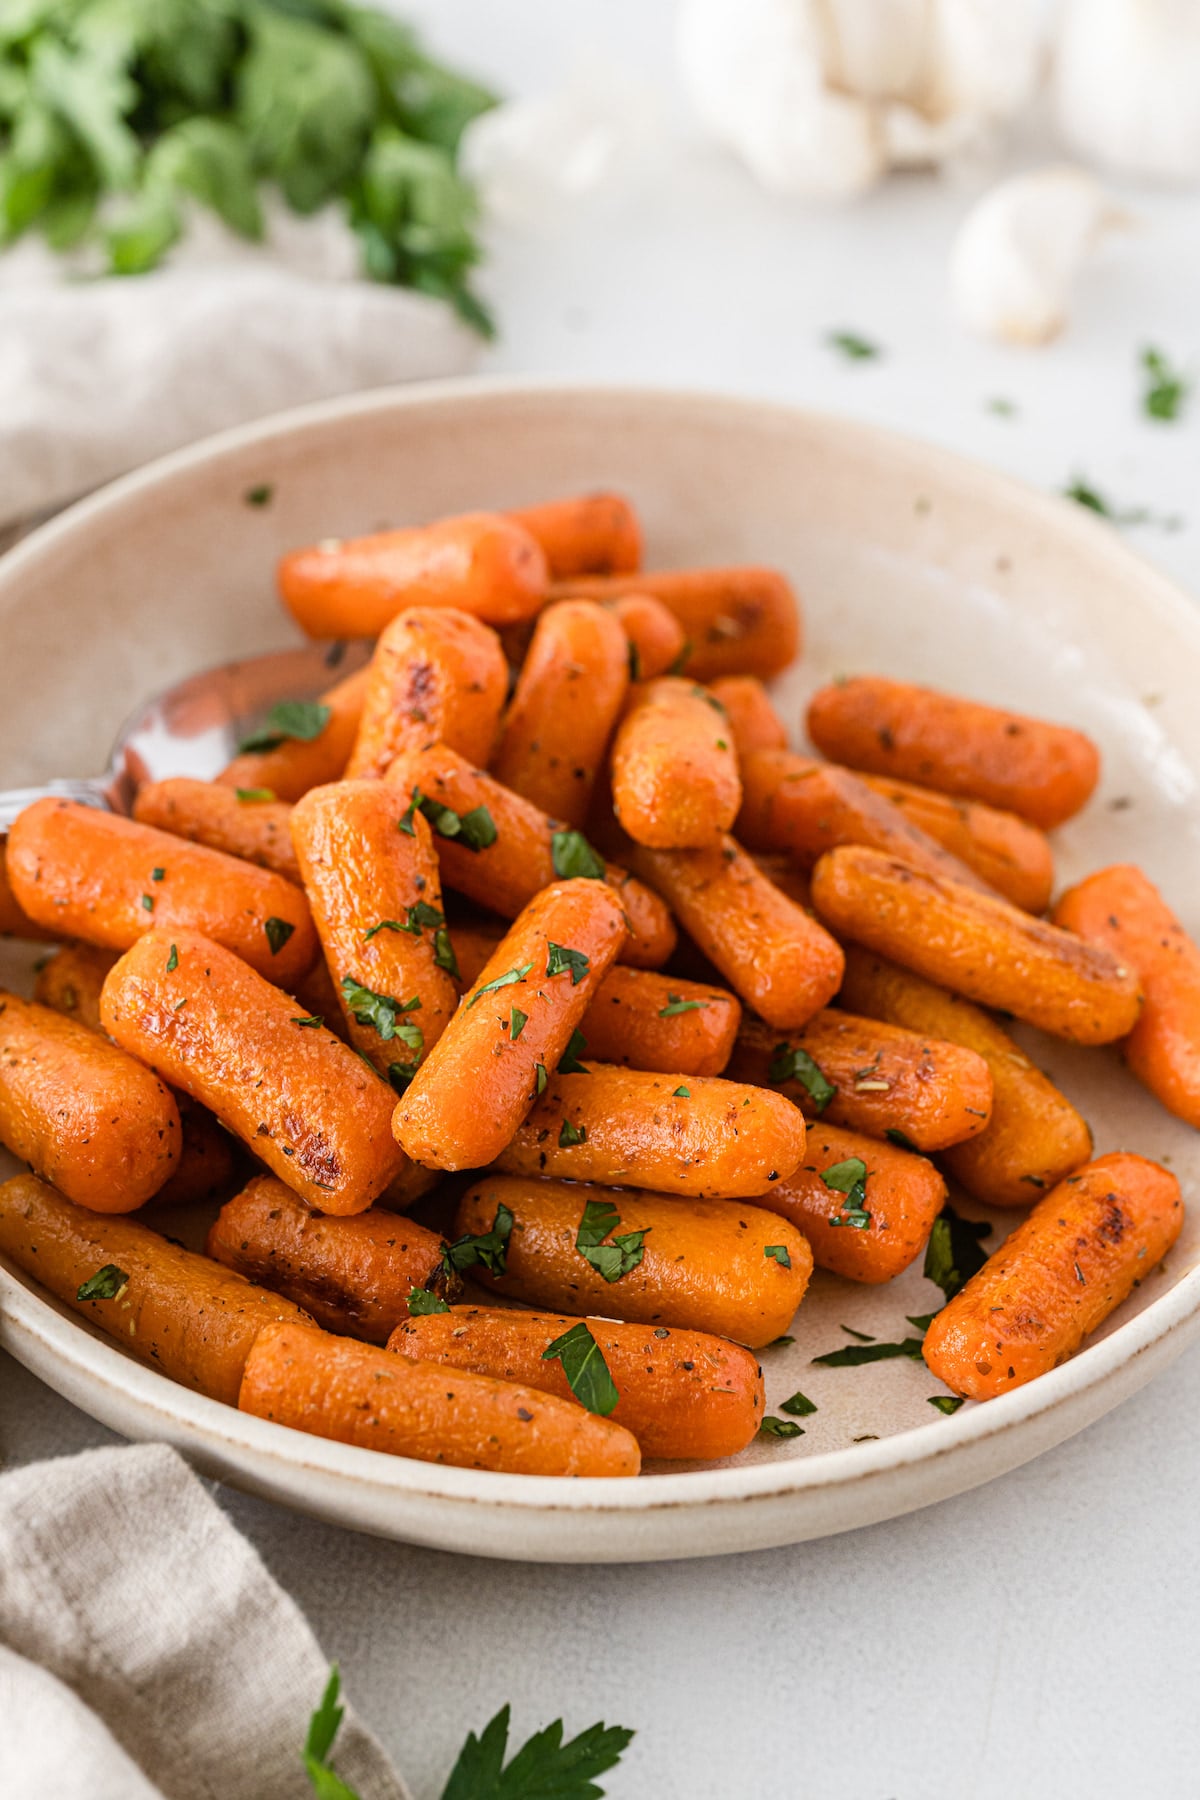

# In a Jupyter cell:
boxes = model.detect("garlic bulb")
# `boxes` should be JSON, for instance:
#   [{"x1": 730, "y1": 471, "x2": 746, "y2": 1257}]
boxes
[
  {"x1": 1054, "y1": 0, "x2": 1200, "y2": 186},
  {"x1": 949, "y1": 166, "x2": 1121, "y2": 345}
]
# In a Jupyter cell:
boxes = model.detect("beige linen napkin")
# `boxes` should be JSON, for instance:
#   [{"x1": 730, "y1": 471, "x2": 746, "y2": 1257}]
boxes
[{"x1": 0, "y1": 1441, "x2": 409, "y2": 1800}]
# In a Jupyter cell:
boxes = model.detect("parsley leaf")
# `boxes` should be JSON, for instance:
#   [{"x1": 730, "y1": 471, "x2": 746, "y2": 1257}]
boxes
[
  {"x1": 779, "y1": 1391, "x2": 817, "y2": 1417},
  {"x1": 821, "y1": 1156, "x2": 871, "y2": 1231},
  {"x1": 1142, "y1": 346, "x2": 1190, "y2": 422},
  {"x1": 768, "y1": 1042, "x2": 836, "y2": 1111},
  {"x1": 672, "y1": 1085, "x2": 690, "y2": 1098},
  {"x1": 76, "y1": 1263, "x2": 128, "y2": 1302},
  {"x1": 239, "y1": 699, "x2": 331, "y2": 753},
  {"x1": 534, "y1": 1063, "x2": 547, "y2": 1095},
  {"x1": 235, "y1": 786, "x2": 277, "y2": 803},
  {"x1": 264, "y1": 917, "x2": 295, "y2": 957},
  {"x1": 509, "y1": 1006, "x2": 528, "y2": 1042},
  {"x1": 363, "y1": 900, "x2": 444, "y2": 940},
  {"x1": 433, "y1": 926, "x2": 460, "y2": 980},
  {"x1": 542, "y1": 1322, "x2": 618, "y2": 1415},
  {"x1": 812, "y1": 1337, "x2": 925, "y2": 1367},
  {"x1": 827, "y1": 329, "x2": 881, "y2": 361},
  {"x1": 303, "y1": 1666, "x2": 358, "y2": 1800},
  {"x1": 885, "y1": 1127, "x2": 919, "y2": 1151},
  {"x1": 658, "y1": 992, "x2": 706, "y2": 1018},
  {"x1": 558, "y1": 1118, "x2": 587, "y2": 1147},
  {"x1": 438, "y1": 1204, "x2": 513, "y2": 1280},
  {"x1": 551, "y1": 829, "x2": 606, "y2": 881},
  {"x1": 929, "y1": 1395, "x2": 965, "y2": 1415},
  {"x1": 469, "y1": 963, "x2": 533, "y2": 1007},
  {"x1": 245, "y1": 483, "x2": 273, "y2": 507},
  {"x1": 404, "y1": 790, "x2": 498, "y2": 850},
  {"x1": 764, "y1": 1244, "x2": 792, "y2": 1268},
  {"x1": 924, "y1": 1204, "x2": 991, "y2": 1301},
  {"x1": 339, "y1": 977, "x2": 422, "y2": 1056},
  {"x1": 165, "y1": 944, "x2": 178, "y2": 973},
  {"x1": 758, "y1": 1417, "x2": 804, "y2": 1439},
  {"x1": 557, "y1": 1028, "x2": 589, "y2": 1074},
  {"x1": 292, "y1": 1015, "x2": 324, "y2": 1029},
  {"x1": 546, "y1": 942, "x2": 589, "y2": 986},
  {"x1": 575, "y1": 1198, "x2": 649, "y2": 1283},
  {"x1": 407, "y1": 1288, "x2": 450, "y2": 1316},
  {"x1": 441, "y1": 1702, "x2": 633, "y2": 1800}
]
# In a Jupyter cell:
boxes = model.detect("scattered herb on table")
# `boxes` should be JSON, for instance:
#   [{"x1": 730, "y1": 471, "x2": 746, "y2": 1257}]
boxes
[
  {"x1": 758, "y1": 1416, "x2": 804, "y2": 1440},
  {"x1": 1141, "y1": 346, "x2": 1190, "y2": 422},
  {"x1": 779, "y1": 1391, "x2": 817, "y2": 1417},
  {"x1": 827, "y1": 329, "x2": 881, "y2": 361},
  {"x1": 929, "y1": 1395, "x2": 965, "y2": 1415},
  {"x1": 924, "y1": 1204, "x2": 991, "y2": 1302},
  {"x1": 812, "y1": 1337, "x2": 925, "y2": 1368}
]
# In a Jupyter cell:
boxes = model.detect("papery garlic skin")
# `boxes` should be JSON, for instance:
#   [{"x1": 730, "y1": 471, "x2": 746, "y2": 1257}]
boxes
[{"x1": 1054, "y1": 0, "x2": 1200, "y2": 186}]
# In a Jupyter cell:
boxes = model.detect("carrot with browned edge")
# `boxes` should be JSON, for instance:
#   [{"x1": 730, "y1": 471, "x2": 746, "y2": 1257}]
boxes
[
  {"x1": 133, "y1": 779, "x2": 300, "y2": 882},
  {"x1": 811, "y1": 846, "x2": 1142, "y2": 1045},
  {"x1": 384, "y1": 742, "x2": 675, "y2": 967},
  {"x1": 240, "y1": 1318, "x2": 641, "y2": 1477},
  {"x1": 101, "y1": 929, "x2": 405, "y2": 1214},
  {"x1": 217, "y1": 665, "x2": 368, "y2": 803},
  {"x1": 860, "y1": 776, "x2": 1054, "y2": 913},
  {"x1": 392, "y1": 1306, "x2": 765, "y2": 1460},
  {"x1": 754, "y1": 1121, "x2": 946, "y2": 1284},
  {"x1": 207, "y1": 1175, "x2": 453, "y2": 1343},
  {"x1": 0, "y1": 1173, "x2": 310, "y2": 1404},
  {"x1": 727, "y1": 1012, "x2": 993, "y2": 1151},
  {"x1": 494, "y1": 1061, "x2": 807, "y2": 1199},
  {"x1": 345, "y1": 607, "x2": 507, "y2": 780},
  {"x1": 838, "y1": 945, "x2": 1093, "y2": 1206},
  {"x1": 607, "y1": 594, "x2": 688, "y2": 680},
  {"x1": 923, "y1": 1153, "x2": 1182, "y2": 1400},
  {"x1": 394, "y1": 880, "x2": 628, "y2": 1171},
  {"x1": 455, "y1": 1176, "x2": 811, "y2": 1347},
  {"x1": 806, "y1": 676, "x2": 1100, "y2": 830},
  {"x1": 707, "y1": 677, "x2": 788, "y2": 755},
  {"x1": 552, "y1": 568, "x2": 801, "y2": 681},
  {"x1": 625, "y1": 835, "x2": 843, "y2": 1029},
  {"x1": 611, "y1": 678, "x2": 742, "y2": 849},
  {"x1": 491, "y1": 600, "x2": 630, "y2": 825},
  {"x1": 506, "y1": 492, "x2": 642, "y2": 579},
  {"x1": 7, "y1": 798, "x2": 316, "y2": 988},
  {"x1": 279, "y1": 512, "x2": 549, "y2": 639}
]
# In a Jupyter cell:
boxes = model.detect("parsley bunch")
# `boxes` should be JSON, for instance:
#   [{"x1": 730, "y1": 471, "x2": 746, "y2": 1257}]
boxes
[{"x1": 0, "y1": 0, "x2": 497, "y2": 333}]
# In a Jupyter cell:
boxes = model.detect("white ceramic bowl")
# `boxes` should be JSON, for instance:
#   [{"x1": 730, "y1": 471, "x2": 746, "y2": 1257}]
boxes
[{"x1": 2, "y1": 381, "x2": 1198, "y2": 1563}]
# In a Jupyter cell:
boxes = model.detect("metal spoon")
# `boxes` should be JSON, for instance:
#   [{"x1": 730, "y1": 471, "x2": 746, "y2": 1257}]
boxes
[{"x1": 0, "y1": 641, "x2": 371, "y2": 834}]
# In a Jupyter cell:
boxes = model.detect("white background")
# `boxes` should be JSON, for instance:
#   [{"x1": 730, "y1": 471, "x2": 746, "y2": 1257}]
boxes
[{"x1": 5, "y1": 5, "x2": 1200, "y2": 1796}]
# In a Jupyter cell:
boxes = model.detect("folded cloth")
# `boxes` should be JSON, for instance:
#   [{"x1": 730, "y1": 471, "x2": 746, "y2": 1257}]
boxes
[{"x1": 0, "y1": 1441, "x2": 409, "y2": 1800}]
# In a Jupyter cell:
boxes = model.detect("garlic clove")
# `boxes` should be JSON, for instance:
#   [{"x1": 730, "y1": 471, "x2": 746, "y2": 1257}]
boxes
[{"x1": 1054, "y1": 0, "x2": 1200, "y2": 186}]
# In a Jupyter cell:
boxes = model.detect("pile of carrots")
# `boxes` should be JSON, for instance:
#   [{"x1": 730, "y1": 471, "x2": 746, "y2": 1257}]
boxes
[{"x1": 0, "y1": 490, "x2": 1191, "y2": 1479}]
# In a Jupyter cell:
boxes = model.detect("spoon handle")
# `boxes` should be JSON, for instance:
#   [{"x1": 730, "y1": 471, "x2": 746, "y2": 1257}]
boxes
[{"x1": 0, "y1": 779, "x2": 112, "y2": 837}]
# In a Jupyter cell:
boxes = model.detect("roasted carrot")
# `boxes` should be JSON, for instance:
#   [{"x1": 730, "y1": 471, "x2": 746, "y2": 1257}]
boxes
[
  {"x1": 491, "y1": 600, "x2": 629, "y2": 825},
  {"x1": 207, "y1": 1174, "x2": 452, "y2": 1343},
  {"x1": 493, "y1": 1061, "x2": 807, "y2": 1200},
  {"x1": 838, "y1": 945, "x2": 1093, "y2": 1206},
  {"x1": 0, "y1": 991, "x2": 180, "y2": 1212},
  {"x1": 607, "y1": 593, "x2": 688, "y2": 680},
  {"x1": 384, "y1": 742, "x2": 675, "y2": 967},
  {"x1": 860, "y1": 776, "x2": 1054, "y2": 913},
  {"x1": 240, "y1": 1318, "x2": 641, "y2": 1477},
  {"x1": 811, "y1": 847, "x2": 1142, "y2": 1045},
  {"x1": 1054, "y1": 864, "x2": 1200, "y2": 1129},
  {"x1": 727, "y1": 1012, "x2": 993, "y2": 1152},
  {"x1": 133, "y1": 778, "x2": 300, "y2": 882},
  {"x1": 611, "y1": 677, "x2": 742, "y2": 850},
  {"x1": 8, "y1": 798, "x2": 317, "y2": 988},
  {"x1": 100, "y1": 929, "x2": 405, "y2": 1214},
  {"x1": 0, "y1": 1173, "x2": 309, "y2": 1404},
  {"x1": 506, "y1": 492, "x2": 642, "y2": 579},
  {"x1": 554, "y1": 568, "x2": 801, "y2": 681},
  {"x1": 0, "y1": 845, "x2": 55, "y2": 941},
  {"x1": 217, "y1": 665, "x2": 368, "y2": 803},
  {"x1": 625, "y1": 836, "x2": 843, "y2": 1029},
  {"x1": 289, "y1": 781, "x2": 459, "y2": 1079},
  {"x1": 394, "y1": 880, "x2": 628, "y2": 1171},
  {"x1": 278, "y1": 512, "x2": 549, "y2": 639},
  {"x1": 806, "y1": 676, "x2": 1100, "y2": 830},
  {"x1": 706, "y1": 676, "x2": 788, "y2": 755},
  {"x1": 923, "y1": 1153, "x2": 1183, "y2": 1400},
  {"x1": 391, "y1": 1306, "x2": 765, "y2": 1460},
  {"x1": 32, "y1": 942, "x2": 117, "y2": 1031},
  {"x1": 754, "y1": 1121, "x2": 946, "y2": 1283},
  {"x1": 455, "y1": 1176, "x2": 812, "y2": 1347},
  {"x1": 750, "y1": 853, "x2": 813, "y2": 911},
  {"x1": 345, "y1": 606, "x2": 508, "y2": 780}
]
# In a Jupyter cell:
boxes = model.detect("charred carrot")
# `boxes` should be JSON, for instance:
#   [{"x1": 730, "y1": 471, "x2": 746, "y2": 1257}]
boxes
[
  {"x1": 506, "y1": 492, "x2": 642, "y2": 579},
  {"x1": 554, "y1": 568, "x2": 801, "y2": 681},
  {"x1": 0, "y1": 1173, "x2": 309, "y2": 1404},
  {"x1": 133, "y1": 778, "x2": 300, "y2": 882},
  {"x1": 707, "y1": 676, "x2": 788, "y2": 755},
  {"x1": 278, "y1": 512, "x2": 548, "y2": 639},
  {"x1": 606, "y1": 594, "x2": 688, "y2": 680},
  {"x1": 0, "y1": 845, "x2": 55, "y2": 940},
  {"x1": 806, "y1": 676, "x2": 1100, "y2": 830},
  {"x1": 811, "y1": 846, "x2": 1142, "y2": 1045},
  {"x1": 32, "y1": 942, "x2": 118, "y2": 1031},
  {"x1": 100, "y1": 929, "x2": 405, "y2": 1214},
  {"x1": 217, "y1": 665, "x2": 368, "y2": 803},
  {"x1": 923, "y1": 1153, "x2": 1183, "y2": 1400},
  {"x1": 240, "y1": 1318, "x2": 641, "y2": 1477},
  {"x1": 455, "y1": 1176, "x2": 811, "y2": 1347},
  {"x1": 345, "y1": 606, "x2": 508, "y2": 780},
  {"x1": 391, "y1": 1306, "x2": 764, "y2": 1460},
  {"x1": 727, "y1": 1012, "x2": 993, "y2": 1152},
  {"x1": 611, "y1": 677, "x2": 742, "y2": 849},
  {"x1": 7, "y1": 798, "x2": 317, "y2": 987},
  {"x1": 860, "y1": 775, "x2": 1054, "y2": 913},
  {"x1": 394, "y1": 880, "x2": 628, "y2": 1171}
]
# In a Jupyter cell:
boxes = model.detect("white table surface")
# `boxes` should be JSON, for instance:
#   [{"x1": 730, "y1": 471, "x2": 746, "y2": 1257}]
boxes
[{"x1": 5, "y1": 6, "x2": 1200, "y2": 1796}]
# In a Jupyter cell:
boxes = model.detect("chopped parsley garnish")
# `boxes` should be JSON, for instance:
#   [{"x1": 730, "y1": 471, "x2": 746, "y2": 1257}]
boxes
[
  {"x1": 264, "y1": 916, "x2": 294, "y2": 956},
  {"x1": 780, "y1": 1391, "x2": 817, "y2": 1417},
  {"x1": 658, "y1": 992, "x2": 705, "y2": 1018},
  {"x1": 906, "y1": 1312, "x2": 938, "y2": 1333},
  {"x1": 509, "y1": 1006, "x2": 528, "y2": 1042},
  {"x1": 821, "y1": 1156, "x2": 871, "y2": 1231},
  {"x1": 1142, "y1": 346, "x2": 1190, "y2": 422},
  {"x1": 672, "y1": 1085, "x2": 690, "y2": 1098},
  {"x1": 534, "y1": 1063, "x2": 548, "y2": 1095},
  {"x1": 768, "y1": 1042, "x2": 835, "y2": 1111},
  {"x1": 364, "y1": 901, "x2": 444, "y2": 940},
  {"x1": 399, "y1": 789, "x2": 497, "y2": 851},
  {"x1": 235, "y1": 787, "x2": 277, "y2": 803},
  {"x1": 766, "y1": 1335, "x2": 795, "y2": 1349},
  {"x1": 438, "y1": 1204, "x2": 513, "y2": 1280},
  {"x1": 239, "y1": 699, "x2": 331, "y2": 753},
  {"x1": 141, "y1": 893, "x2": 154, "y2": 912},
  {"x1": 558, "y1": 1028, "x2": 589, "y2": 1074},
  {"x1": 551, "y1": 829, "x2": 606, "y2": 881},
  {"x1": 827, "y1": 329, "x2": 881, "y2": 361},
  {"x1": 924, "y1": 1204, "x2": 991, "y2": 1301},
  {"x1": 812, "y1": 1337, "x2": 925, "y2": 1367},
  {"x1": 244, "y1": 483, "x2": 273, "y2": 508},
  {"x1": 575, "y1": 1198, "x2": 649, "y2": 1283},
  {"x1": 406, "y1": 1288, "x2": 450, "y2": 1316},
  {"x1": 558, "y1": 1118, "x2": 587, "y2": 1147},
  {"x1": 469, "y1": 962, "x2": 533, "y2": 1007},
  {"x1": 764, "y1": 1244, "x2": 792, "y2": 1268},
  {"x1": 165, "y1": 944, "x2": 178, "y2": 973},
  {"x1": 842, "y1": 1325, "x2": 874, "y2": 1342},
  {"x1": 292, "y1": 1015, "x2": 324, "y2": 1029},
  {"x1": 433, "y1": 928, "x2": 460, "y2": 979},
  {"x1": 76, "y1": 1264, "x2": 128, "y2": 1302},
  {"x1": 339, "y1": 977, "x2": 422, "y2": 1055},
  {"x1": 151, "y1": 867, "x2": 165, "y2": 882},
  {"x1": 542, "y1": 1321, "x2": 618, "y2": 1415},
  {"x1": 929, "y1": 1395, "x2": 965, "y2": 1415},
  {"x1": 985, "y1": 396, "x2": 1017, "y2": 418},
  {"x1": 1063, "y1": 475, "x2": 1180, "y2": 530},
  {"x1": 758, "y1": 1416, "x2": 804, "y2": 1439},
  {"x1": 546, "y1": 941, "x2": 590, "y2": 986}
]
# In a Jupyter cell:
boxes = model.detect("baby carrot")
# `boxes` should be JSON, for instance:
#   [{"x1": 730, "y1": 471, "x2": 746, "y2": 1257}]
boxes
[
  {"x1": 278, "y1": 512, "x2": 549, "y2": 638},
  {"x1": 706, "y1": 677, "x2": 788, "y2": 755},
  {"x1": 491, "y1": 600, "x2": 630, "y2": 825},
  {"x1": 606, "y1": 594, "x2": 688, "y2": 680},
  {"x1": 240, "y1": 1318, "x2": 641, "y2": 1477},
  {"x1": 493, "y1": 1061, "x2": 807, "y2": 1200},
  {"x1": 207, "y1": 1175, "x2": 452, "y2": 1344},
  {"x1": 860, "y1": 776, "x2": 1054, "y2": 913},
  {"x1": 7, "y1": 798, "x2": 317, "y2": 988},
  {"x1": 100, "y1": 929, "x2": 405, "y2": 1214},
  {"x1": 345, "y1": 606, "x2": 508, "y2": 780},
  {"x1": 750, "y1": 854, "x2": 812, "y2": 911},
  {"x1": 33, "y1": 942, "x2": 117, "y2": 1031},
  {"x1": 611, "y1": 677, "x2": 742, "y2": 849},
  {"x1": 811, "y1": 846, "x2": 1142, "y2": 1045},
  {"x1": 0, "y1": 845, "x2": 55, "y2": 941},
  {"x1": 838, "y1": 946, "x2": 1093, "y2": 1206},
  {"x1": 133, "y1": 778, "x2": 300, "y2": 882},
  {"x1": 506, "y1": 492, "x2": 642, "y2": 579},
  {"x1": 625, "y1": 836, "x2": 843, "y2": 1029},
  {"x1": 391, "y1": 1307, "x2": 765, "y2": 1460},
  {"x1": 289, "y1": 781, "x2": 459, "y2": 1079},
  {"x1": 455, "y1": 1176, "x2": 812, "y2": 1347},
  {"x1": 806, "y1": 676, "x2": 1100, "y2": 830},
  {"x1": 554, "y1": 568, "x2": 802, "y2": 681},
  {"x1": 1054, "y1": 864, "x2": 1200, "y2": 1129},
  {"x1": 754, "y1": 1121, "x2": 946, "y2": 1284},
  {"x1": 923, "y1": 1153, "x2": 1183, "y2": 1400},
  {"x1": 217, "y1": 664, "x2": 369, "y2": 803},
  {"x1": 384, "y1": 742, "x2": 675, "y2": 967},
  {"x1": 0, "y1": 1173, "x2": 309, "y2": 1405},
  {"x1": 727, "y1": 1012, "x2": 993, "y2": 1152},
  {"x1": 0, "y1": 991, "x2": 180, "y2": 1212},
  {"x1": 394, "y1": 880, "x2": 628, "y2": 1171}
]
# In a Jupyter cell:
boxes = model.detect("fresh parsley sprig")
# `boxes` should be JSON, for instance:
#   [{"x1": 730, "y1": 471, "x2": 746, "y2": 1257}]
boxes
[{"x1": 575, "y1": 1198, "x2": 648, "y2": 1283}]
